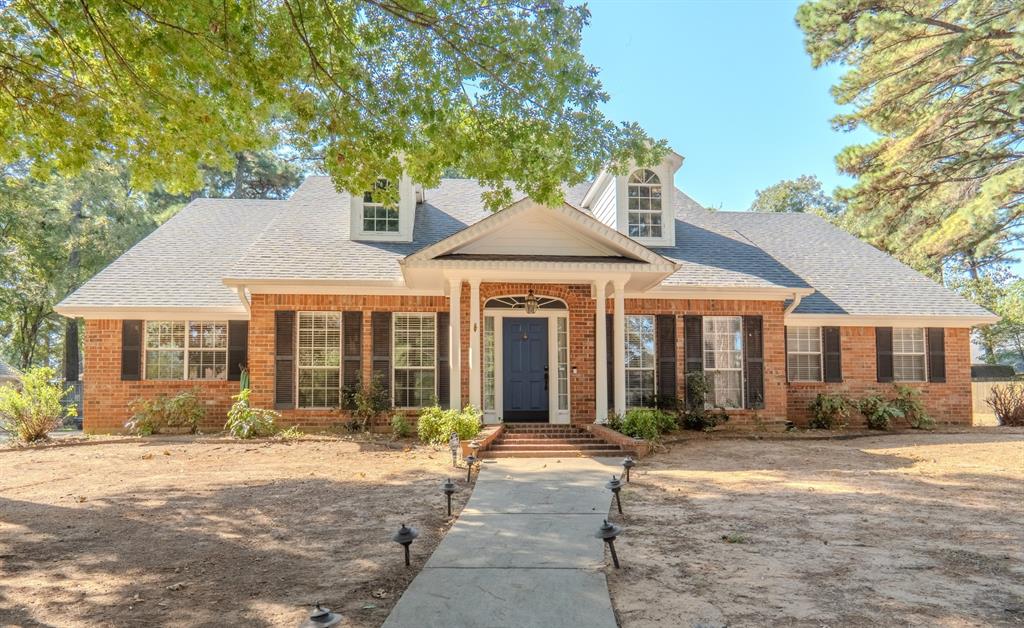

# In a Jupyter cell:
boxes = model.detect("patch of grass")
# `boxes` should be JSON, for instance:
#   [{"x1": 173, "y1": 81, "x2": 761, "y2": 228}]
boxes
[{"x1": 721, "y1": 532, "x2": 750, "y2": 544}]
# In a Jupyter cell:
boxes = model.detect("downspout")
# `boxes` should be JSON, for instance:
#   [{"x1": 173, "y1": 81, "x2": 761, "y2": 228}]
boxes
[
  {"x1": 784, "y1": 291, "x2": 803, "y2": 316},
  {"x1": 235, "y1": 285, "x2": 251, "y2": 314}
]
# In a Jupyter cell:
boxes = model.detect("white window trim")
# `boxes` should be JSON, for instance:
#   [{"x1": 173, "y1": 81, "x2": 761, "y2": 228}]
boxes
[
  {"x1": 392, "y1": 312, "x2": 437, "y2": 410},
  {"x1": 143, "y1": 320, "x2": 229, "y2": 381},
  {"x1": 296, "y1": 311, "x2": 343, "y2": 410},
  {"x1": 703, "y1": 316, "x2": 744, "y2": 409},
  {"x1": 626, "y1": 169, "x2": 664, "y2": 240},
  {"x1": 349, "y1": 173, "x2": 417, "y2": 243},
  {"x1": 892, "y1": 327, "x2": 928, "y2": 382},
  {"x1": 614, "y1": 163, "x2": 675, "y2": 247},
  {"x1": 624, "y1": 314, "x2": 656, "y2": 408},
  {"x1": 786, "y1": 326, "x2": 823, "y2": 383}
]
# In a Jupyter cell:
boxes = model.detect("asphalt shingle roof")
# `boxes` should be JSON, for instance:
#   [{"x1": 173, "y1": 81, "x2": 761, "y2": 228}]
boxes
[{"x1": 59, "y1": 176, "x2": 992, "y2": 320}]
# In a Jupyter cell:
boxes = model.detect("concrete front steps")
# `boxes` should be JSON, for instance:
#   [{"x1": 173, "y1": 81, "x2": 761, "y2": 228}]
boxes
[{"x1": 480, "y1": 423, "x2": 627, "y2": 458}]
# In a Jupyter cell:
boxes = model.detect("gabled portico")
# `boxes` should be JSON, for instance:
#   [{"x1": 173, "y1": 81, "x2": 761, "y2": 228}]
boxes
[{"x1": 401, "y1": 198, "x2": 678, "y2": 423}]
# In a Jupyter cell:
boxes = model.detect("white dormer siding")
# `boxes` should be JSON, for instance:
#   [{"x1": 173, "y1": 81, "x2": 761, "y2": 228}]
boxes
[
  {"x1": 581, "y1": 150, "x2": 684, "y2": 248},
  {"x1": 349, "y1": 173, "x2": 420, "y2": 243}
]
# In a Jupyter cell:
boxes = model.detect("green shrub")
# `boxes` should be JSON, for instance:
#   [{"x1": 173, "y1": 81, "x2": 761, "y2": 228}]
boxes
[
  {"x1": 858, "y1": 394, "x2": 903, "y2": 430},
  {"x1": 390, "y1": 414, "x2": 412, "y2": 439},
  {"x1": 125, "y1": 389, "x2": 204, "y2": 435},
  {"x1": 417, "y1": 404, "x2": 481, "y2": 444},
  {"x1": 893, "y1": 385, "x2": 934, "y2": 430},
  {"x1": 808, "y1": 393, "x2": 851, "y2": 430},
  {"x1": 224, "y1": 389, "x2": 280, "y2": 439},
  {"x1": 606, "y1": 413, "x2": 623, "y2": 433},
  {"x1": 0, "y1": 367, "x2": 75, "y2": 443},
  {"x1": 619, "y1": 407, "x2": 677, "y2": 441},
  {"x1": 277, "y1": 425, "x2": 304, "y2": 440},
  {"x1": 347, "y1": 373, "x2": 392, "y2": 432},
  {"x1": 680, "y1": 372, "x2": 730, "y2": 431}
]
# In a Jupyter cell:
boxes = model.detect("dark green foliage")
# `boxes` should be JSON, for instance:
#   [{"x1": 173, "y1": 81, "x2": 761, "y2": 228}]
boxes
[
  {"x1": 390, "y1": 414, "x2": 413, "y2": 439},
  {"x1": 348, "y1": 373, "x2": 392, "y2": 432},
  {"x1": 892, "y1": 386, "x2": 934, "y2": 430},
  {"x1": 808, "y1": 393, "x2": 852, "y2": 430},
  {"x1": 858, "y1": 394, "x2": 904, "y2": 431},
  {"x1": 619, "y1": 407, "x2": 677, "y2": 442},
  {"x1": 125, "y1": 389, "x2": 205, "y2": 435},
  {"x1": 681, "y1": 372, "x2": 730, "y2": 431}
]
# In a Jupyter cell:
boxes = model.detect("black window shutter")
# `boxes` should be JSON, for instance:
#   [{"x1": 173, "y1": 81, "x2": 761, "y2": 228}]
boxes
[
  {"x1": 121, "y1": 320, "x2": 143, "y2": 381},
  {"x1": 228, "y1": 320, "x2": 249, "y2": 381},
  {"x1": 876, "y1": 327, "x2": 894, "y2": 383},
  {"x1": 742, "y1": 316, "x2": 764, "y2": 409},
  {"x1": 274, "y1": 311, "x2": 296, "y2": 409},
  {"x1": 683, "y1": 315, "x2": 703, "y2": 409},
  {"x1": 372, "y1": 312, "x2": 392, "y2": 399},
  {"x1": 436, "y1": 312, "x2": 450, "y2": 408},
  {"x1": 927, "y1": 328, "x2": 946, "y2": 383},
  {"x1": 822, "y1": 326, "x2": 842, "y2": 383},
  {"x1": 342, "y1": 312, "x2": 363, "y2": 394},
  {"x1": 656, "y1": 315, "x2": 676, "y2": 407},
  {"x1": 606, "y1": 313, "x2": 614, "y2": 411}
]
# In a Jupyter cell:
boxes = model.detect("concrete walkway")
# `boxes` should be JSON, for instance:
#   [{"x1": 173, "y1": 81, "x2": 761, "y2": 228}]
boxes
[{"x1": 383, "y1": 457, "x2": 621, "y2": 628}]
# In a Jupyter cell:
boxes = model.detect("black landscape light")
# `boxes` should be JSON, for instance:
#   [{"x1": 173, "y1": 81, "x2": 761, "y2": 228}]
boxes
[
  {"x1": 606, "y1": 475, "x2": 623, "y2": 515},
  {"x1": 595, "y1": 519, "x2": 624, "y2": 569},
  {"x1": 299, "y1": 602, "x2": 343, "y2": 628},
  {"x1": 622, "y1": 456, "x2": 637, "y2": 482},
  {"x1": 464, "y1": 455, "x2": 478, "y2": 483},
  {"x1": 441, "y1": 477, "x2": 459, "y2": 516},
  {"x1": 392, "y1": 523, "x2": 420, "y2": 567}
]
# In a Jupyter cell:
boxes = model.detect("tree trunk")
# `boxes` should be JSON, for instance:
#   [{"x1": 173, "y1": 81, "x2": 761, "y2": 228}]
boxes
[
  {"x1": 231, "y1": 152, "x2": 248, "y2": 199},
  {"x1": 64, "y1": 197, "x2": 83, "y2": 381}
]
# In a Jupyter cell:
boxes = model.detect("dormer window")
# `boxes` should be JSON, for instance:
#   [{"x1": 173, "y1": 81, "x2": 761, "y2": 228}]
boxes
[
  {"x1": 362, "y1": 179, "x2": 400, "y2": 233},
  {"x1": 627, "y1": 169, "x2": 663, "y2": 239}
]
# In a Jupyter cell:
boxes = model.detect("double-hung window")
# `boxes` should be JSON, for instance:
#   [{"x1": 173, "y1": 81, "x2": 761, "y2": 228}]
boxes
[
  {"x1": 145, "y1": 321, "x2": 227, "y2": 380},
  {"x1": 297, "y1": 312, "x2": 341, "y2": 408},
  {"x1": 893, "y1": 327, "x2": 927, "y2": 381},
  {"x1": 703, "y1": 316, "x2": 743, "y2": 408},
  {"x1": 624, "y1": 315, "x2": 656, "y2": 407},
  {"x1": 363, "y1": 179, "x2": 399, "y2": 233},
  {"x1": 786, "y1": 326, "x2": 822, "y2": 382},
  {"x1": 393, "y1": 313, "x2": 436, "y2": 407},
  {"x1": 627, "y1": 169, "x2": 663, "y2": 239}
]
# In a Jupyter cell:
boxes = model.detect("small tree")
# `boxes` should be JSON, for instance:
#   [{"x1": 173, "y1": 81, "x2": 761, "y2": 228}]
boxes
[
  {"x1": 0, "y1": 367, "x2": 75, "y2": 443},
  {"x1": 987, "y1": 383, "x2": 1024, "y2": 426}
]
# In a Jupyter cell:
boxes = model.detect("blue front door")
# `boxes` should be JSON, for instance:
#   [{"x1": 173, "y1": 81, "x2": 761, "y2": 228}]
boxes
[{"x1": 503, "y1": 318, "x2": 549, "y2": 422}]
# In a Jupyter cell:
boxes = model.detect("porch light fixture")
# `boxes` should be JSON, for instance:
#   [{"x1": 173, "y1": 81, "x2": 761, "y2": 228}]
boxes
[
  {"x1": 299, "y1": 602, "x2": 343, "y2": 628},
  {"x1": 595, "y1": 519, "x2": 624, "y2": 569},
  {"x1": 392, "y1": 523, "x2": 420, "y2": 566},
  {"x1": 606, "y1": 475, "x2": 624, "y2": 515},
  {"x1": 524, "y1": 289, "x2": 539, "y2": 314},
  {"x1": 441, "y1": 477, "x2": 459, "y2": 516},
  {"x1": 622, "y1": 457, "x2": 637, "y2": 483}
]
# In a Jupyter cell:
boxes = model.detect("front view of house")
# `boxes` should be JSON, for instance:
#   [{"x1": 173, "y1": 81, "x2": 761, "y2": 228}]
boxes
[{"x1": 57, "y1": 150, "x2": 996, "y2": 432}]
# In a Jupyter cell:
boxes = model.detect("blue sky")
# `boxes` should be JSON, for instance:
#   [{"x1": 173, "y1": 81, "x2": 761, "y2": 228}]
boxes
[{"x1": 580, "y1": 0, "x2": 876, "y2": 211}]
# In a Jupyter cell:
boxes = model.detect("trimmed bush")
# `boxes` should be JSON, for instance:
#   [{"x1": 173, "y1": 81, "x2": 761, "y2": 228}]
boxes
[
  {"x1": 0, "y1": 367, "x2": 75, "y2": 443},
  {"x1": 125, "y1": 389, "x2": 204, "y2": 435},
  {"x1": 893, "y1": 385, "x2": 934, "y2": 430},
  {"x1": 417, "y1": 404, "x2": 481, "y2": 444},
  {"x1": 987, "y1": 382, "x2": 1024, "y2": 426},
  {"x1": 808, "y1": 393, "x2": 851, "y2": 430},
  {"x1": 224, "y1": 389, "x2": 280, "y2": 439},
  {"x1": 619, "y1": 407, "x2": 677, "y2": 442},
  {"x1": 858, "y1": 394, "x2": 903, "y2": 430}
]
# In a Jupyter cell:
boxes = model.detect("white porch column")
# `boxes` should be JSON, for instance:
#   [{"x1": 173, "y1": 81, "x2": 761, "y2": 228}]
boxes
[
  {"x1": 449, "y1": 278, "x2": 462, "y2": 409},
  {"x1": 612, "y1": 279, "x2": 626, "y2": 417},
  {"x1": 468, "y1": 278, "x2": 481, "y2": 409},
  {"x1": 594, "y1": 281, "x2": 608, "y2": 423}
]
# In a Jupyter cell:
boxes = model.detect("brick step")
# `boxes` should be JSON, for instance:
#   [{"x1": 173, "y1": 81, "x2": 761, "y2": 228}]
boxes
[
  {"x1": 499, "y1": 428, "x2": 590, "y2": 435},
  {"x1": 489, "y1": 442, "x2": 623, "y2": 452},
  {"x1": 481, "y1": 448, "x2": 625, "y2": 459},
  {"x1": 496, "y1": 437, "x2": 598, "y2": 445}
]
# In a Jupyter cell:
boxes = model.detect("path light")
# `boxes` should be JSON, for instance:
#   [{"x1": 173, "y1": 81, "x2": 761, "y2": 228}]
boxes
[
  {"x1": 448, "y1": 432, "x2": 460, "y2": 467},
  {"x1": 606, "y1": 475, "x2": 623, "y2": 515},
  {"x1": 464, "y1": 455, "x2": 478, "y2": 483},
  {"x1": 299, "y1": 602, "x2": 343, "y2": 628},
  {"x1": 468, "y1": 439, "x2": 481, "y2": 458},
  {"x1": 392, "y1": 523, "x2": 419, "y2": 567},
  {"x1": 441, "y1": 477, "x2": 459, "y2": 516},
  {"x1": 525, "y1": 289, "x2": 538, "y2": 314},
  {"x1": 595, "y1": 519, "x2": 624, "y2": 569},
  {"x1": 622, "y1": 457, "x2": 637, "y2": 483}
]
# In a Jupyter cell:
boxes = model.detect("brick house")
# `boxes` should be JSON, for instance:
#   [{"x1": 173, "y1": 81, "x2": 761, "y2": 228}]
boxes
[{"x1": 56, "y1": 151, "x2": 995, "y2": 433}]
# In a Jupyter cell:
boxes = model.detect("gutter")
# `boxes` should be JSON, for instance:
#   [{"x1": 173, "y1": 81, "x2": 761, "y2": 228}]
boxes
[{"x1": 784, "y1": 291, "x2": 804, "y2": 316}]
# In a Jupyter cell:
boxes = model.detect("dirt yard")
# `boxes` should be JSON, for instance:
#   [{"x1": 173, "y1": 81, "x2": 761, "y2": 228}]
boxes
[
  {"x1": 0, "y1": 436, "x2": 472, "y2": 627},
  {"x1": 607, "y1": 429, "x2": 1024, "y2": 627}
]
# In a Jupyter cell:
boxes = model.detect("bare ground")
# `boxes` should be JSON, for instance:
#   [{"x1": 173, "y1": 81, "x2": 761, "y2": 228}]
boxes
[
  {"x1": 607, "y1": 429, "x2": 1024, "y2": 627},
  {"x1": 0, "y1": 436, "x2": 473, "y2": 627}
]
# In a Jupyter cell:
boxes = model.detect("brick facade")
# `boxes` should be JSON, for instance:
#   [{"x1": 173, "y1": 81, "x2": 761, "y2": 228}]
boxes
[
  {"x1": 81, "y1": 291, "x2": 975, "y2": 433},
  {"x1": 786, "y1": 326, "x2": 972, "y2": 427}
]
